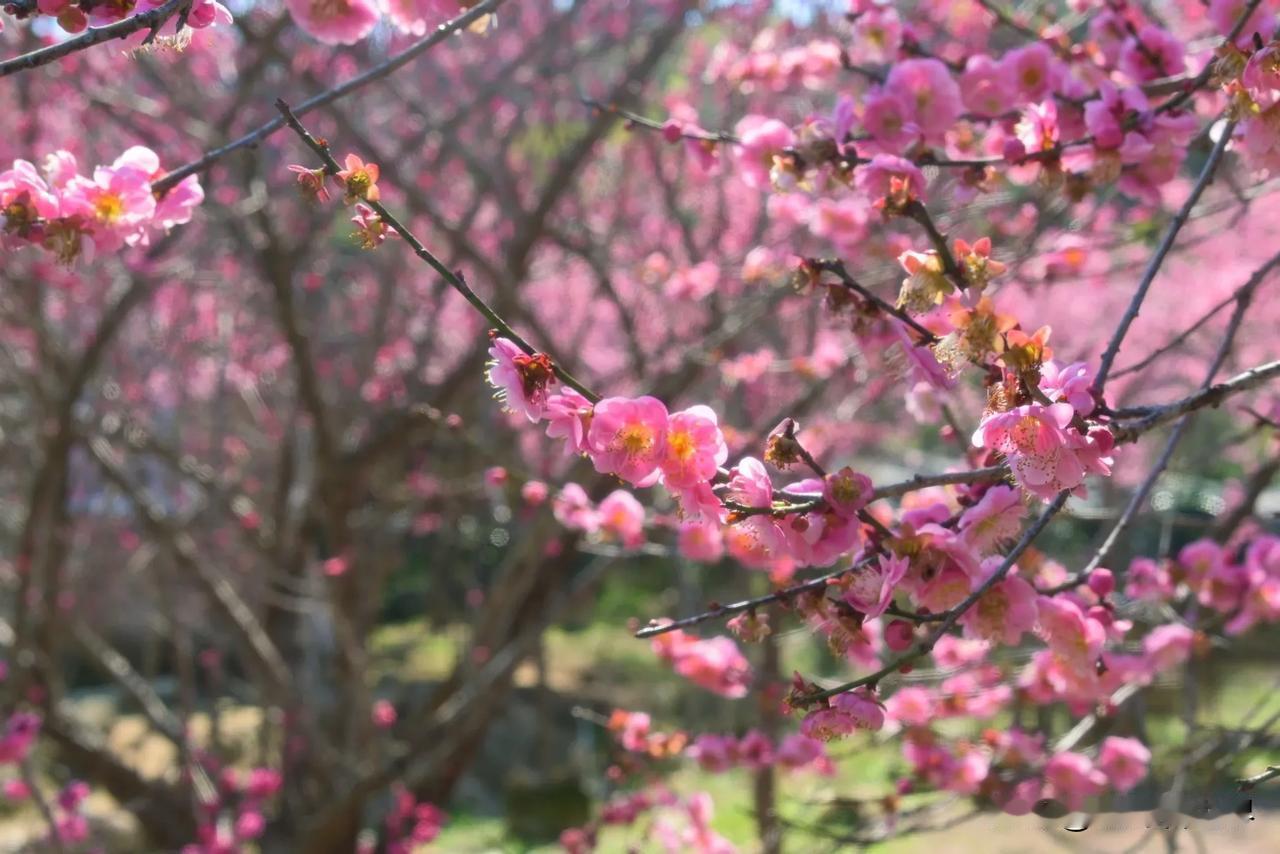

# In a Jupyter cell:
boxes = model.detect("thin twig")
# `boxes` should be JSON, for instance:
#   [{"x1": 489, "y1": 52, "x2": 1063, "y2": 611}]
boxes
[
  {"x1": 1092, "y1": 116, "x2": 1237, "y2": 394},
  {"x1": 153, "y1": 0, "x2": 508, "y2": 194},
  {"x1": 275, "y1": 99, "x2": 600, "y2": 403},
  {"x1": 0, "y1": 0, "x2": 190, "y2": 79}
]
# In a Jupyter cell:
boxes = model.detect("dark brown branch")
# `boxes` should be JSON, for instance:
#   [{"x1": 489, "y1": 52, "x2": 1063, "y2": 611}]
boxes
[
  {"x1": 274, "y1": 99, "x2": 601, "y2": 403},
  {"x1": 0, "y1": 0, "x2": 190, "y2": 79},
  {"x1": 1092, "y1": 116, "x2": 1237, "y2": 393},
  {"x1": 812, "y1": 258, "x2": 939, "y2": 344}
]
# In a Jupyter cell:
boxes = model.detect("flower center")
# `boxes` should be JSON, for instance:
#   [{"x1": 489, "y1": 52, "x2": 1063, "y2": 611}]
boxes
[
  {"x1": 1010, "y1": 415, "x2": 1043, "y2": 452},
  {"x1": 615, "y1": 424, "x2": 654, "y2": 458},
  {"x1": 94, "y1": 192, "x2": 124, "y2": 223},
  {"x1": 314, "y1": 0, "x2": 351, "y2": 21},
  {"x1": 977, "y1": 591, "x2": 1007, "y2": 625},
  {"x1": 668, "y1": 428, "x2": 696, "y2": 462}
]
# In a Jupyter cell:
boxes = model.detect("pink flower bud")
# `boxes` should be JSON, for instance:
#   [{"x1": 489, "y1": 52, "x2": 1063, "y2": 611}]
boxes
[
  {"x1": 1087, "y1": 568, "x2": 1115, "y2": 598},
  {"x1": 884, "y1": 620, "x2": 915, "y2": 651}
]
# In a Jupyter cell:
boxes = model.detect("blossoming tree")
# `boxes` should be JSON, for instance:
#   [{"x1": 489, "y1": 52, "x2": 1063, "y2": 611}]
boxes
[{"x1": 3, "y1": 0, "x2": 1280, "y2": 851}]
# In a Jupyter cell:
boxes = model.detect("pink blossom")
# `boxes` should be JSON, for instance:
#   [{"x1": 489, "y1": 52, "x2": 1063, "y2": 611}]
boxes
[
  {"x1": 1039, "y1": 360, "x2": 1097, "y2": 416},
  {"x1": 245, "y1": 768, "x2": 283, "y2": 799},
  {"x1": 1143, "y1": 623, "x2": 1195, "y2": 672},
  {"x1": 801, "y1": 708, "x2": 856, "y2": 742},
  {"x1": 960, "y1": 571, "x2": 1038, "y2": 645},
  {"x1": 885, "y1": 686, "x2": 935, "y2": 726},
  {"x1": 688, "y1": 734, "x2": 738, "y2": 772},
  {"x1": 486, "y1": 338, "x2": 555, "y2": 422},
  {"x1": 63, "y1": 152, "x2": 157, "y2": 250},
  {"x1": 851, "y1": 7, "x2": 902, "y2": 63},
  {"x1": 1120, "y1": 25, "x2": 1185, "y2": 83},
  {"x1": 958, "y1": 485, "x2": 1024, "y2": 554},
  {"x1": 844, "y1": 554, "x2": 908, "y2": 619},
  {"x1": 736, "y1": 729, "x2": 775, "y2": 769},
  {"x1": 884, "y1": 619, "x2": 915, "y2": 652},
  {"x1": 2, "y1": 780, "x2": 29, "y2": 801},
  {"x1": 735, "y1": 116, "x2": 796, "y2": 190},
  {"x1": 587, "y1": 396, "x2": 669, "y2": 486},
  {"x1": 883, "y1": 58, "x2": 963, "y2": 141},
  {"x1": 661, "y1": 405, "x2": 727, "y2": 488},
  {"x1": 856, "y1": 154, "x2": 927, "y2": 203},
  {"x1": 1001, "y1": 43, "x2": 1057, "y2": 102},
  {"x1": 235, "y1": 810, "x2": 266, "y2": 840},
  {"x1": 775, "y1": 733, "x2": 829, "y2": 771},
  {"x1": 972, "y1": 403, "x2": 1095, "y2": 500},
  {"x1": 0, "y1": 712, "x2": 40, "y2": 765},
  {"x1": 996, "y1": 778, "x2": 1041, "y2": 816},
  {"x1": 725, "y1": 457, "x2": 786, "y2": 559},
  {"x1": 1037, "y1": 596, "x2": 1106, "y2": 672},
  {"x1": 521, "y1": 480, "x2": 548, "y2": 506},
  {"x1": 1097, "y1": 736, "x2": 1150, "y2": 793},
  {"x1": 287, "y1": 0, "x2": 380, "y2": 45},
  {"x1": 1015, "y1": 100, "x2": 1060, "y2": 155},
  {"x1": 652, "y1": 630, "x2": 751, "y2": 698},
  {"x1": 861, "y1": 90, "x2": 918, "y2": 150},
  {"x1": 1084, "y1": 84, "x2": 1151, "y2": 151},
  {"x1": 916, "y1": 565, "x2": 973, "y2": 614},
  {"x1": 598, "y1": 489, "x2": 646, "y2": 548},
  {"x1": 1043, "y1": 751, "x2": 1107, "y2": 811},
  {"x1": 832, "y1": 689, "x2": 885, "y2": 731},
  {"x1": 948, "y1": 746, "x2": 992, "y2": 795},
  {"x1": 610, "y1": 710, "x2": 652, "y2": 752},
  {"x1": 822, "y1": 467, "x2": 873, "y2": 519},
  {"x1": 1210, "y1": 0, "x2": 1278, "y2": 47},
  {"x1": 384, "y1": 0, "x2": 456, "y2": 36},
  {"x1": 544, "y1": 389, "x2": 593, "y2": 453},
  {"x1": 1125, "y1": 557, "x2": 1174, "y2": 601},
  {"x1": 677, "y1": 519, "x2": 724, "y2": 563},
  {"x1": 665, "y1": 262, "x2": 720, "y2": 301},
  {"x1": 673, "y1": 480, "x2": 729, "y2": 525},
  {"x1": 552, "y1": 483, "x2": 599, "y2": 533},
  {"x1": 372, "y1": 699, "x2": 397, "y2": 729},
  {"x1": 960, "y1": 54, "x2": 1016, "y2": 118}
]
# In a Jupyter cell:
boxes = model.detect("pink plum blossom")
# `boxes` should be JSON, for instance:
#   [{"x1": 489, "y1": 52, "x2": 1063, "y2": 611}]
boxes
[{"x1": 587, "y1": 396, "x2": 669, "y2": 486}]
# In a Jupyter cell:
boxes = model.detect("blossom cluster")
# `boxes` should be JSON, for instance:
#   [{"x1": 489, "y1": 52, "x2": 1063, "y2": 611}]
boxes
[
  {"x1": 1, "y1": 147, "x2": 203, "y2": 264},
  {"x1": 649, "y1": 627, "x2": 752, "y2": 699},
  {"x1": 5, "y1": 0, "x2": 231, "y2": 38},
  {"x1": 560, "y1": 787, "x2": 733, "y2": 854},
  {"x1": 686, "y1": 730, "x2": 833, "y2": 776},
  {"x1": 1126, "y1": 535, "x2": 1280, "y2": 635},
  {"x1": 366, "y1": 784, "x2": 447, "y2": 854},
  {"x1": 285, "y1": 0, "x2": 488, "y2": 45},
  {"x1": 896, "y1": 727, "x2": 1150, "y2": 816},
  {"x1": 181, "y1": 765, "x2": 282, "y2": 852},
  {"x1": 973, "y1": 361, "x2": 1115, "y2": 501}
]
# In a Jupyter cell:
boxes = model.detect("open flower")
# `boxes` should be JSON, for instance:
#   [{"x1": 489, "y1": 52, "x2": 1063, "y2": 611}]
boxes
[
  {"x1": 958, "y1": 485, "x2": 1023, "y2": 554},
  {"x1": 959, "y1": 569, "x2": 1037, "y2": 645},
  {"x1": 598, "y1": 490, "x2": 646, "y2": 548},
  {"x1": 287, "y1": 0, "x2": 380, "y2": 45},
  {"x1": 844, "y1": 554, "x2": 908, "y2": 620},
  {"x1": 972, "y1": 403, "x2": 1091, "y2": 500},
  {"x1": 661, "y1": 405, "x2": 728, "y2": 488},
  {"x1": 587, "y1": 396, "x2": 669, "y2": 486},
  {"x1": 486, "y1": 337, "x2": 556, "y2": 422},
  {"x1": 823, "y1": 467, "x2": 873, "y2": 519},
  {"x1": 1097, "y1": 737, "x2": 1150, "y2": 793},
  {"x1": 335, "y1": 153, "x2": 381, "y2": 204},
  {"x1": 289, "y1": 165, "x2": 331, "y2": 202}
]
